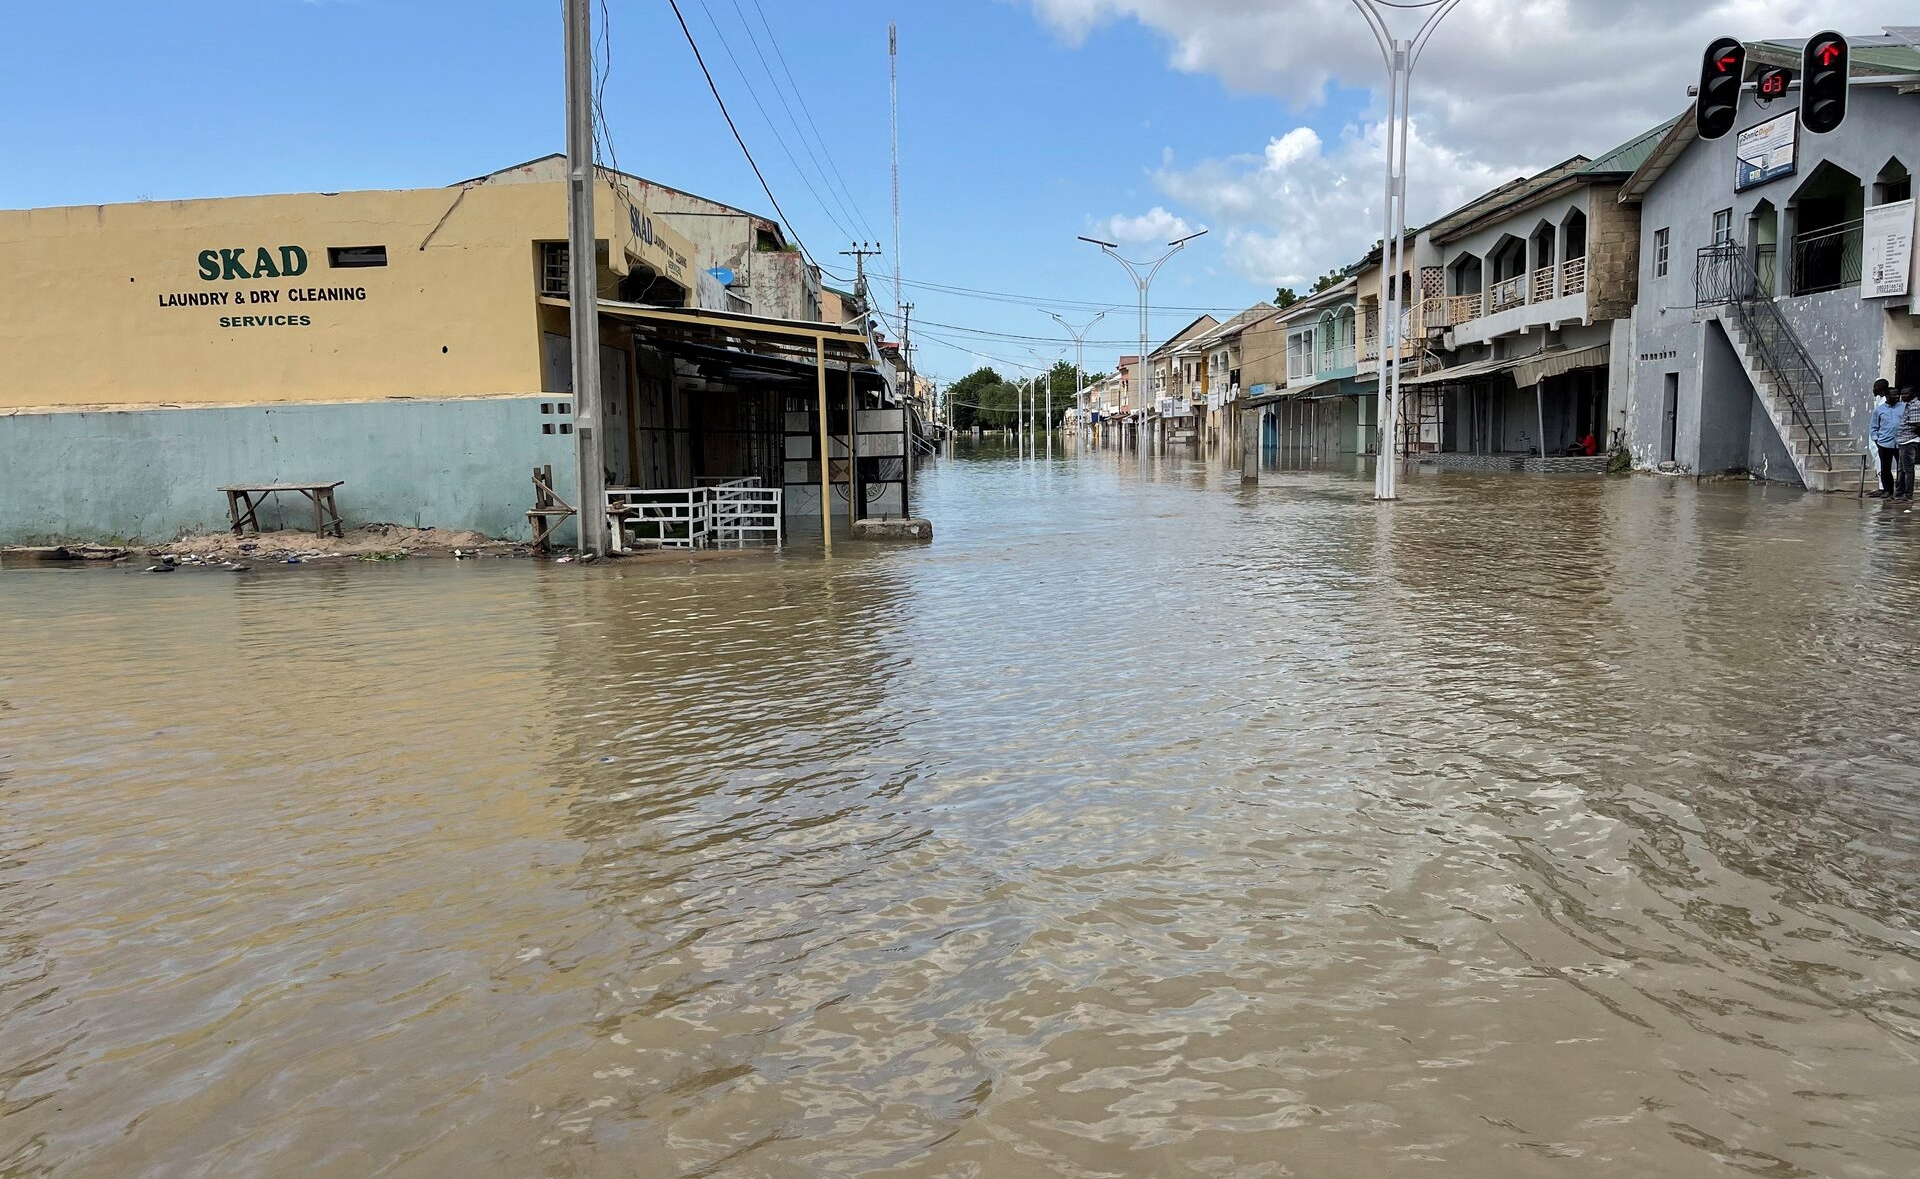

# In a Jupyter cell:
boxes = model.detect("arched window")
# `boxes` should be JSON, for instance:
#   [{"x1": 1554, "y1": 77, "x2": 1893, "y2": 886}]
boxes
[
  {"x1": 1790, "y1": 162, "x2": 1865, "y2": 295},
  {"x1": 1876, "y1": 157, "x2": 1911, "y2": 205}
]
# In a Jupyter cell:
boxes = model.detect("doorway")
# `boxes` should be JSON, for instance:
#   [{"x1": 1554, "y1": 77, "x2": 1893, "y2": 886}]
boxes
[{"x1": 1660, "y1": 373, "x2": 1679, "y2": 464}]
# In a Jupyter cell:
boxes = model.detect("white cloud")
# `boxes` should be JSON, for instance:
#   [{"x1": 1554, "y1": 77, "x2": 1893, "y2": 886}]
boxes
[
  {"x1": 1101, "y1": 205, "x2": 1198, "y2": 243},
  {"x1": 1137, "y1": 120, "x2": 1517, "y2": 288},
  {"x1": 1041, "y1": 0, "x2": 1914, "y2": 288},
  {"x1": 1028, "y1": 0, "x2": 1915, "y2": 160}
]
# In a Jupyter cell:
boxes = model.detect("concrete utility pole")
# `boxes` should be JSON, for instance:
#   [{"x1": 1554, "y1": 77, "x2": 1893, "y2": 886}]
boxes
[
  {"x1": 1346, "y1": 0, "x2": 1463, "y2": 501},
  {"x1": 1079, "y1": 230, "x2": 1206, "y2": 453},
  {"x1": 564, "y1": 0, "x2": 608, "y2": 556},
  {"x1": 1045, "y1": 309, "x2": 1108, "y2": 444}
]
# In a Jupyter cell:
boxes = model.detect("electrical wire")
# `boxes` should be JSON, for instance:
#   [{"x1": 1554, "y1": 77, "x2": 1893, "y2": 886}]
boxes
[
  {"x1": 729, "y1": 0, "x2": 882, "y2": 245},
  {"x1": 666, "y1": 0, "x2": 815, "y2": 267},
  {"x1": 692, "y1": 0, "x2": 858, "y2": 246}
]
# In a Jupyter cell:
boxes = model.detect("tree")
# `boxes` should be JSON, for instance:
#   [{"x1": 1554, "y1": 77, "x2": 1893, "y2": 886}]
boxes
[
  {"x1": 1274, "y1": 287, "x2": 1300, "y2": 309},
  {"x1": 1311, "y1": 270, "x2": 1345, "y2": 294},
  {"x1": 945, "y1": 366, "x2": 1003, "y2": 432}
]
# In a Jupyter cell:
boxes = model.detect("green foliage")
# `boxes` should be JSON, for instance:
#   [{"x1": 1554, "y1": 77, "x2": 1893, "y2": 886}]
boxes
[
  {"x1": 1274, "y1": 287, "x2": 1300, "y2": 309},
  {"x1": 947, "y1": 361, "x2": 1089, "y2": 430},
  {"x1": 1310, "y1": 270, "x2": 1345, "y2": 293}
]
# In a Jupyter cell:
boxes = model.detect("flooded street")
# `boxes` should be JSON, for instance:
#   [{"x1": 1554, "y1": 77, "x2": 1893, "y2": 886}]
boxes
[{"x1": 5, "y1": 448, "x2": 1920, "y2": 1178}]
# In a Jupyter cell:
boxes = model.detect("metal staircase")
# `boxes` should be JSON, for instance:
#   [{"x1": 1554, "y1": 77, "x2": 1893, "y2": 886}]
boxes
[{"x1": 1696, "y1": 244, "x2": 1866, "y2": 492}]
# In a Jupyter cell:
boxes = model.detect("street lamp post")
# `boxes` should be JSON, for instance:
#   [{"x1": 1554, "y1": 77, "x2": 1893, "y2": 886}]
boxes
[
  {"x1": 1044, "y1": 309, "x2": 1109, "y2": 447},
  {"x1": 1027, "y1": 347, "x2": 1065, "y2": 460},
  {"x1": 1079, "y1": 230, "x2": 1206, "y2": 454},
  {"x1": 1346, "y1": 0, "x2": 1462, "y2": 501}
]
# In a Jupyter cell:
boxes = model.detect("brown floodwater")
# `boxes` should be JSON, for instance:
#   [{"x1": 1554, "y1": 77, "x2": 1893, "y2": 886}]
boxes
[{"x1": 4, "y1": 446, "x2": 1920, "y2": 1178}]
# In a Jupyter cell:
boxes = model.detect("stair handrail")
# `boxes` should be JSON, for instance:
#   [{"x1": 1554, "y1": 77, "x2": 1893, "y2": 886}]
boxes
[{"x1": 1694, "y1": 243, "x2": 1834, "y2": 467}]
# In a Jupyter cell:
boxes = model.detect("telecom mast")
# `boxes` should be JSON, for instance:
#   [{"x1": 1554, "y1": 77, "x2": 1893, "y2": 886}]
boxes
[{"x1": 889, "y1": 23, "x2": 902, "y2": 332}]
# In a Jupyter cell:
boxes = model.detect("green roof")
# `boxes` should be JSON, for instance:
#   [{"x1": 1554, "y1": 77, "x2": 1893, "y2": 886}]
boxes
[
  {"x1": 1578, "y1": 116, "x2": 1682, "y2": 177},
  {"x1": 1750, "y1": 34, "x2": 1920, "y2": 75}
]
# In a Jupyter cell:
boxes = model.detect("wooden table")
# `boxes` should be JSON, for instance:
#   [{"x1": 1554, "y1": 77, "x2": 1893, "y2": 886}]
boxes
[{"x1": 220, "y1": 482, "x2": 345, "y2": 538}]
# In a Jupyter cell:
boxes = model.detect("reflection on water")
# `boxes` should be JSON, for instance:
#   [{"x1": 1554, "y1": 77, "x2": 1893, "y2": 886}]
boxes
[{"x1": 4, "y1": 444, "x2": 1920, "y2": 1178}]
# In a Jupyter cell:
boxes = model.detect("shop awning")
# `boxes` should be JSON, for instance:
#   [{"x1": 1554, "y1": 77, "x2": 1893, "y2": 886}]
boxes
[
  {"x1": 1510, "y1": 343, "x2": 1610, "y2": 390},
  {"x1": 1401, "y1": 356, "x2": 1520, "y2": 387},
  {"x1": 542, "y1": 297, "x2": 878, "y2": 369}
]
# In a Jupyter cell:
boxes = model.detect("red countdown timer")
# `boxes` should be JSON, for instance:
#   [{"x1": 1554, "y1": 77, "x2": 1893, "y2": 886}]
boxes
[{"x1": 1757, "y1": 67, "x2": 1793, "y2": 98}]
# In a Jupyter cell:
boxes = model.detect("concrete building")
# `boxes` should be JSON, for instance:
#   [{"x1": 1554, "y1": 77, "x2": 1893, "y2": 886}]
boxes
[
  {"x1": 466, "y1": 156, "x2": 823, "y2": 324},
  {"x1": 1146, "y1": 315, "x2": 1218, "y2": 448},
  {"x1": 0, "y1": 164, "x2": 901, "y2": 546},
  {"x1": 1252, "y1": 279, "x2": 1374, "y2": 463},
  {"x1": 1187, "y1": 303, "x2": 1275, "y2": 452},
  {"x1": 1402, "y1": 121, "x2": 1665, "y2": 471},
  {"x1": 1620, "y1": 34, "x2": 1920, "y2": 488}
]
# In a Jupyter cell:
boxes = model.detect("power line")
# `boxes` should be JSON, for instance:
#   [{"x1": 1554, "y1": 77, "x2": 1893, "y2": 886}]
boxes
[
  {"x1": 666, "y1": 0, "x2": 815, "y2": 267},
  {"x1": 692, "y1": 0, "x2": 858, "y2": 245},
  {"x1": 728, "y1": 0, "x2": 880, "y2": 244},
  {"x1": 747, "y1": 0, "x2": 881, "y2": 243}
]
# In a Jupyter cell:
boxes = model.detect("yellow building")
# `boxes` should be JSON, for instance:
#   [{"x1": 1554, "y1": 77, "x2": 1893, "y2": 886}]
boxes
[{"x1": 0, "y1": 165, "x2": 901, "y2": 544}]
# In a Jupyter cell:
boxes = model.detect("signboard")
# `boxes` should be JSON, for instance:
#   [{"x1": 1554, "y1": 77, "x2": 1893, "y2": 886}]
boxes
[
  {"x1": 1862, "y1": 199, "x2": 1915, "y2": 300},
  {"x1": 1736, "y1": 112, "x2": 1797, "y2": 191}
]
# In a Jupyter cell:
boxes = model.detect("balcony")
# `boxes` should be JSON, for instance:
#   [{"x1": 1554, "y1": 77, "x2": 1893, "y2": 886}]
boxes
[
  {"x1": 1489, "y1": 276, "x2": 1526, "y2": 314},
  {"x1": 1424, "y1": 293, "x2": 1484, "y2": 331},
  {"x1": 1561, "y1": 256, "x2": 1587, "y2": 296},
  {"x1": 1531, "y1": 264, "x2": 1556, "y2": 303},
  {"x1": 1790, "y1": 219, "x2": 1862, "y2": 296}
]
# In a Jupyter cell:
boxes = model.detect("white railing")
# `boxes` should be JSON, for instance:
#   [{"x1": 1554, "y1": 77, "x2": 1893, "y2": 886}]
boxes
[
  {"x1": 1531, "y1": 264, "x2": 1557, "y2": 302},
  {"x1": 607, "y1": 481, "x2": 786, "y2": 551},
  {"x1": 711, "y1": 484, "x2": 783, "y2": 545},
  {"x1": 1562, "y1": 256, "x2": 1588, "y2": 295},
  {"x1": 609, "y1": 488, "x2": 711, "y2": 550},
  {"x1": 1332, "y1": 343, "x2": 1357, "y2": 371}
]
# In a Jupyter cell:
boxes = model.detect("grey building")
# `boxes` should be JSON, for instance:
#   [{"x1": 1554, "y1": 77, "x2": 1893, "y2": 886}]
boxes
[{"x1": 1619, "y1": 34, "x2": 1920, "y2": 488}]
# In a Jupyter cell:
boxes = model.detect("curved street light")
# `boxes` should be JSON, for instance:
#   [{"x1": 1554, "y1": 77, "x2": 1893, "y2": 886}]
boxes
[
  {"x1": 1043, "y1": 309, "x2": 1110, "y2": 444},
  {"x1": 1079, "y1": 230, "x2": 1207, "y2": 452},
  {"x1": 1346, "y1": 0, "x2": 1464, "y2": 500}
]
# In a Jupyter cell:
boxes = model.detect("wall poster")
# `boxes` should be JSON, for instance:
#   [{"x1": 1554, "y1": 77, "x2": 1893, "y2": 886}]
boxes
[
  {"x1": 1735, "y1": 113, "x2": 1798, "y2": 192},
  {"x1": 1862, "y1": 199, "x2": 1915, "y2": 300}
]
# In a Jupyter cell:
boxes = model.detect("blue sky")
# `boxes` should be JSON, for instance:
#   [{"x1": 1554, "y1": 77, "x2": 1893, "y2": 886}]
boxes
[{"x1": 3, "y1": 0, "x2": 1913, "y2": 384}]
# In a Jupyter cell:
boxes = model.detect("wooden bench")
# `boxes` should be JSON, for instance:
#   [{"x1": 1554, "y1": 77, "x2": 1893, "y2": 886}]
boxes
[{"x1": 220, "y1": 482, "x2": 345, "y2": 538}]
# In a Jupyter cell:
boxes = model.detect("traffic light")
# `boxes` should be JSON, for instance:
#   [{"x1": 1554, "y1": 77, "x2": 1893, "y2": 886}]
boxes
[
  {"x1": 1697, "y1": 37, "x2": 1746, "y2": 141},
  {"x1": 1801, "y1": 31, "x2": 1850, "y2": 134}
]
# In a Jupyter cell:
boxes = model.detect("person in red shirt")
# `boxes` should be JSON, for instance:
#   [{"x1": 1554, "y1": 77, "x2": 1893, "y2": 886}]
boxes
[{"x1": 1581, "y1": 431, "x2": 1598, "y2": 457}]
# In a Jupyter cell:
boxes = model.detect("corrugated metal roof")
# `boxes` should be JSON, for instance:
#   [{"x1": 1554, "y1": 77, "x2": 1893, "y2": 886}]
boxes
[{"x1": 1578, "y1": 116, "x2": 1682, "y2": 178}]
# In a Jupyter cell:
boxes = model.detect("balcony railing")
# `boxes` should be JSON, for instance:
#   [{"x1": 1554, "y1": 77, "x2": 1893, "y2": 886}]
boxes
[
  {"x1": 1561, "y1": 256, "x2": 1587, "y2": 295},
  {"x1": 1361, "y1": 332, "x2": 1380, "y2": 362},
  {"x1": 1790, "y1": 219, "x2": 1863, "y2": 296},
  {"x1": 1332, "y1": 343, "x2": 1357, "y2": 371},
  {"x1": 1531, "y1": 264, "x2": 1557, "y2": 302},
  {"x1": 1422, "y1": 293, "x2": 1483, "y2": 331},
  {"x1": 1490, "y1": 276, "x2": 1526, "y2": 313}
]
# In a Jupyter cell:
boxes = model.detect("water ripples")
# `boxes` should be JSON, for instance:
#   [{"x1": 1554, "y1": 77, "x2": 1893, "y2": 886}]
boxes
[{"x1": 3, "y1": 447, "x2": 1920, "y2": 1177}]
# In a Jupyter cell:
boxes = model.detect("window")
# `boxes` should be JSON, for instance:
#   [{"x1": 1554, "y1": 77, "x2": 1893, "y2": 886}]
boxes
[
  {"x1": 1654, "y1": 228, "x2": 1671, "y2": 277},
  {"x1": 540, "y1": 242, "x2": 569, "y2": 297},
  {"x1": 1711, "y1": 209, "x2": 1734, "y2": 246},
  {"x1": 327, "y1": 245, "x2": 387, "y2": 268}
]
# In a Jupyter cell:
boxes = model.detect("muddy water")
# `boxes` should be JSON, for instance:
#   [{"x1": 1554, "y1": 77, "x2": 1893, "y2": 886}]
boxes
[{"x1": 4, "y1": 447, "x2": 1920, "y2": 1178}]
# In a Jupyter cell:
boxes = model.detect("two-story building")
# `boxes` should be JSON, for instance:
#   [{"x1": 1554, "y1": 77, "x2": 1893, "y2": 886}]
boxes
[
  {"x1": 1401, "y1": 122, "x2": 1663, "y2": 472},
  {"x1": 1147, "y1": 315, "x2": 1218, "y2": 448},
  {"x1": 1250, "y1": 278, "x2": 1377, "y2": 463},
  {"x1": 1184, "y1": 303, "x2": 1275, "y2": 452},
  {"x1": 1620, "y1": 33, "x2": 1919, "y2": 489}
]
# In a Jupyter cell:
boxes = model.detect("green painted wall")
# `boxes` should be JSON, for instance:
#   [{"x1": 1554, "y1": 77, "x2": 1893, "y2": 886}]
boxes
[{"x1": 0, "y1": 397, "x2": 580, "y2": 545}]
